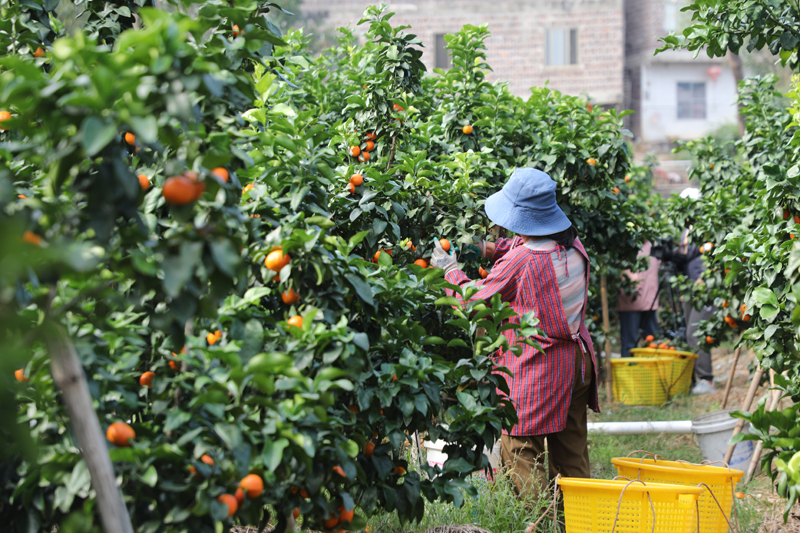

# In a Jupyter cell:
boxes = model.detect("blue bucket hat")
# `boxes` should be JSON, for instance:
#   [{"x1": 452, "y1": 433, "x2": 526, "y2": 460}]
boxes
[{"x1": 484, "y1": 168, "x2": 572, "y2": 236}]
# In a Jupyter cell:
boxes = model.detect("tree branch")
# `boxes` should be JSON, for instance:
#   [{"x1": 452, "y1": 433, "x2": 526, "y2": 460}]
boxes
[{"x1": 386, "y1": 135, "x2": 398, "y2": 171}]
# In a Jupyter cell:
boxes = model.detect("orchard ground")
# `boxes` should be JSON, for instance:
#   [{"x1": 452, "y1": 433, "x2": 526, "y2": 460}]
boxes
[{"x1": 228, "y1": 346, "x2": 794, "y2": 533}]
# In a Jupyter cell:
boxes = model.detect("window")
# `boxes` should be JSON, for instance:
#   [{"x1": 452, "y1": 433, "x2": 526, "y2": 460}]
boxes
[
  {"x1": 435, "y1": 33, "x2": 453, "y2": 70},
  {"x1": 546, "y1": 29, "x2": 578, "y2": 66},
  {"x1": 664, "y1": 0, "x2": 679, "y2": 32},
  {"x1": 677, "y1": 82, "x2": 706, "y2": 119}
]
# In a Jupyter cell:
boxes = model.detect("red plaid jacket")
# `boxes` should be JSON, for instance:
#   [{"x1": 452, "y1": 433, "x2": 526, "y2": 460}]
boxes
[{"x1": 445, "y1": 236, "x2": 599, "y2": 436}]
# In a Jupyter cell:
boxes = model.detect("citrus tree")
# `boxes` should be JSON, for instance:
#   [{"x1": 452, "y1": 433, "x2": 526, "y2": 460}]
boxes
[
  {"x1": 659, "y1": 3, "x2": 800, "y2": 514},
  {"x1": 1, "y1": 3, "x2": 655, "y2": 532}
]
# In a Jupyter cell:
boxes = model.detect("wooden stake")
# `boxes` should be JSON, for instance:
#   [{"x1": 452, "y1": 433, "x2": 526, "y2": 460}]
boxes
[
  {"x1": 600, "y1": 275, "x2": 613, "y2": 401},
  {"x1": 721, "y1": 344, "x2": 742, "y2": 409},
  {"x1": 723, "y1": 365, "x2": 764, "y2": 465},
  {"x1": 45, "y1": 324, "x2": 135, "y2": 533},
  {"x1": 744, "y1": 370, "x2": 783, "y2": 483}
]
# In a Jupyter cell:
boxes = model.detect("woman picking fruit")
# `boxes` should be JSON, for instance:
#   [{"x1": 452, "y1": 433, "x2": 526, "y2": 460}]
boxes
[{"x1": 430, "y1": 168, "x2": 597, "y2": 502}]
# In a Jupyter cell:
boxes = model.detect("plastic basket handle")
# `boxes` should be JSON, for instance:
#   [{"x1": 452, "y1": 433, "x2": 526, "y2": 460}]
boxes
[{"x1": 610, "y1": 479, "x2": 656, "y2": 533}]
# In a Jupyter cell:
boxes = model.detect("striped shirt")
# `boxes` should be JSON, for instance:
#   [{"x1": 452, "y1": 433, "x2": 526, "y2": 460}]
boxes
[
  {"x1": 523, "y1": 239, "x2": 587, "y2": 334},
  {"x1": 444, "y1": 236, "x2": 599, "y2": 436}
]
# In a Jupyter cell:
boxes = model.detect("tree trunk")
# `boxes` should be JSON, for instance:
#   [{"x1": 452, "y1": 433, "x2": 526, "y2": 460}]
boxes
[
  {"x1": 45, "y1": 324, "x2": 135, "y2": 533},
  {"x1": 727, "y1": 53, "x2": 746, "y2": 137}
]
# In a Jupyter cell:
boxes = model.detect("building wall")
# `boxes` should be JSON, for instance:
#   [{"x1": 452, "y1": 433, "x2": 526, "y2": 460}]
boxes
[
  {"x1": 300, "y1": 0, "x2": 625, "y2": 104},
  {"x1": 640, "y1": 61, "x2": 738, "y2": 142}
]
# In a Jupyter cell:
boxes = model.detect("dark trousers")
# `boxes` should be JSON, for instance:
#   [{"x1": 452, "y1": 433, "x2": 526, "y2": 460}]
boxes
[
  {"x1": 500, "y1": 346, "x2": 593, "y2": 501},
  {"x1": 619, "y1": 310, "x2": 659, "y2": 358},
  {"x1": 683, "y1": 301, "x2": 715, "y2": 381}
]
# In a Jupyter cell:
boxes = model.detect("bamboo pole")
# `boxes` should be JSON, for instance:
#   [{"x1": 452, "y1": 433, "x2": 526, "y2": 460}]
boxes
[
  {"x1": 45, "y1": 324, "x2": 135, "y2": 533},
  {"x1": 600, "y1": 276, "x2": 613, "y2": 401},
  {"x1": 723, "y1": 365, "x2": 765, "y2": 465},
  {"x1": 721, "y1": 344, "x2": 742, "y2": 409}
]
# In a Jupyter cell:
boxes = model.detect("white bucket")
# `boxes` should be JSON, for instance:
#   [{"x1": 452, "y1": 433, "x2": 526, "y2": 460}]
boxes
[
  {"x1": 422, "y1": 439, "x2": 502, "y2": 481},
  {"x1": 691, "y1": 409, "x2": 755, "y2": 471}
]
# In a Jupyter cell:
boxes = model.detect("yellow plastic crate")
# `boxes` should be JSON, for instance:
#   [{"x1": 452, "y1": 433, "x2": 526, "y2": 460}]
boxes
[
  {"x1": 558, "y1": 477, "x2": 703, "y2": 533},
  {"x1": 611, "y1": 357, "x2": 671, "y2": 405},
  {"x1": 629, "y1": 349, "x2": 698, "y2": 396},
  {"x1": 612, "y1": 458, "x2": 744, "y2": 533}
]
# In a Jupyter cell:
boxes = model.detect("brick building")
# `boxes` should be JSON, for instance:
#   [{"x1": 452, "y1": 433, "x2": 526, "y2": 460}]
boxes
[{"x1": 300, "y1": 0, "x2": 625, "y2": 106}]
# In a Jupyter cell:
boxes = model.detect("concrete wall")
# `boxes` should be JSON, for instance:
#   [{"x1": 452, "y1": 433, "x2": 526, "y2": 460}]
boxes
[
  {"x1": 300, "y1": 0, "x2": 625, "y2": 104},
  {"x1": 640, "y1": 60, "x2": 738, "y2": 142}
]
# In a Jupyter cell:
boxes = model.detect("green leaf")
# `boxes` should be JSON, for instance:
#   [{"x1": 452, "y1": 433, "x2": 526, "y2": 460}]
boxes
[
  {"x1": 214, "y1": 423, "x2": 242, "y2": 450},
  {"x1": 128, "y1": 115, "x2": 158, "y2": 144},
  {"x1": 345, "y1": 273, "x2": 375, "y2": 307},
  {"x1": 141, "y1": 465, "x2": 158, "y2": 487},
  {"x1": 263, "y1": 438, "x2": 289, "y2": 471},
  {"x1": 80, "y1": 117, "x2": 116, "y2": 157},
  {"x1": 209, "y1": 238, "x2": 241, "y2": 278}
]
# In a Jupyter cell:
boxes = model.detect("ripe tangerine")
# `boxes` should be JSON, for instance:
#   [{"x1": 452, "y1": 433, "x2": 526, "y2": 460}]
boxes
[
  {"x1": 15, "y1": 369, "x2": 27, "y2": 382},
  {"x1": 240, "y1": 474, "x2": 264, "y2": 498},
  {"x1": 124, "y1": 132, "x2": 136, "y2": 145},
  {"x1": 587, "y1": 158, "x2": 596, "y2": 166},
  {"x1": 218, "y1": 494, "x2": 238, "y2": 517},
  {"x1": 0, "y1": 110, "x2": 11, "y2": 130},
  {"x1": 462, "y1": 124, "x2": 473, "y2": 134},
  {"x1": 139, "y1": 371, "x2": 155, "y2": 388},
  {"x1": 364, "y1": 141, "x2": 375, "y2": 152},
  {"x1": 333, "y1": 466, "x2": 345, "y2": 477},
  {"x1": 350, "y1": 173, "x2": 363, "y2": 186},
  {"x1": 235, "y1": 487, "x2": 245, "y2": 506},
  {"x1": 350, "y1": 145, "x2": 361, "y2": 157},
  {"x1": 163, "y1": 176, "x2": 197, "y2": 205},
  {"x1": 705, "y1": 336, "x2": 714, "y2": 344},
  {"x1": 282, "y1": 288, "x2": 300, "y2": 305},
  {"x1": 346, "y1": 182, "x2": 355, "y2": 194},
  {"x1": 292, "y1": 508, "x2": 300, "y2": 519},
  {"x1": 106, "y1": 421, "x2": 135, "y2": 447},
  {"x1": 365, "y1": 441, "x2": 375, "y2": 458},
  {"x1": 265, "y1": 249, "x2": 291, "y2": 272},
  {"x1": 439, "y1": 239, "x2": 451, "y2": 252},
  {"x1": 339, "y1": 506, "x2": 354, "y2": 524},
  {"x1": 287, "y1": 315, "x2": 303, "y2": 328},
  {"x1": 414, "y1": 259, "x2": 428, "y2": 268},
  {"x1": 211, "y1": 167, "x2": 229, "y2": 182},
  {"x1": 34, "y1": 46, "x2": 44, "y2": 58},
  {"x1": 322, "y1": 515, "x2": 339, "y2": 529},
  {"x1": 479, "y1": 267, "x2": 488, "y2": 278},
  {"x1": 645, "y1": 335, "x2": 655, "y2": 342},
  {"x1": 137, "y1": 174, "x2": 150, "y2": 191}
]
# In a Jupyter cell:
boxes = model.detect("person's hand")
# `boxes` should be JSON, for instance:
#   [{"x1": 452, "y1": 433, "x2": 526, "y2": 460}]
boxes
[
  {"x1": 430, "y1": 239, "x2": 458, "y2": 273},
  {"x1": 460, "y1": 241, "x2": 485, "y2": 261}
]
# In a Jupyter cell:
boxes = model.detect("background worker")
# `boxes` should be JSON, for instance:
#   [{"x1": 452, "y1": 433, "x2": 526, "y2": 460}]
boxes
[
  {"x1": 617, "y1": 241, "x2": 661, "y2": 357},
  {"x1": 431, "y1": 168, "x2": 598, "y2": 503}
]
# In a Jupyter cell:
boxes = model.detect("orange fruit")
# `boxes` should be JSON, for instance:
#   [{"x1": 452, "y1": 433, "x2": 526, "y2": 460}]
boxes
[
  {"x1": 18, "y1": 194, "x2": 26, "y2": 199},
  {"x1": 232, "y1": 24, "x2": 242, "y2": 37},
  {"x1": 439, "y1": 238, "x2": 451, "y2": 252},
  {"x1": 240, "y1": 474, "x2": 264, "y2": 498},
  {"x1": 22, "y1": 230, "x2": 42, "y2": 246},
  {"x1": 346, "y1": 182, "x2": 355, "y2": 194},
  {"x1": 366, "y1": 132, "x2": 377, "y2": 141},
  {"x1": 265, "y1": 249, "x2": 291, "y2": 272},
  {"x1": 743, "y1": 314, "x2": 751, "y2": 322},
  {"x1": 218, "y1": 494, "x2": 238, "y2": 517},
  {"x1": 392, "y1": 374, "x2": 398, "y2": 382},
  {"x1": 0, "y1": 110, "x2": 11, "y2": 130},
  {"x1": 735, "y1": 492, "x2": 744, "y2": 499},
  {"x1": 338, "y1": 506, "x2": 354, "y2": 524},
  {"x1": 784, "y1": 209, "x2": 790, "y2": 220},
  {"x1": 287, "y1": 315, "x2": 303, "y2": 328},
  {"x1": 479, "y1": 267, "x2": 488, "y2": 278},
  {"x1": 243, "y1": 183, "x2": 254, "y2": 193},
  {"x1": 393, "y1": 103, "x2": 404, "y2": 112},
  {"x1": 658, "y1": 342, "x2": 668, "y2": 350},
  {"x1": 612, "y1": 187, "x2": 620, "y2": 194},
  {"x1": 414, "y1": 259, "x2": 428, "y2": 268},
  {"x1": 139, "y1": 371, "x2": 155, "y2": 388},
  {"x1": 163, "y1": 176, "x2": 197, "y2": 205},
  {"x1": 183, "y1": 171, "x2": 205, "y2": 199},
  {"x1": 137, "y1": 174, "x2": 150, "y2": 191},
  {"x1": 282, "y1": 288, "x2": 300, "y2": 305},
  {"x1": 624, "y1": 175, "x2": 631, "y2": 182},
  {"x1": 669, "y1": 346, "x2": 676, "y2": 350},
  {"x1": 207, "y1": 332, "x2": 218, "y2": 345},
  {"x1": 360, "y1": 151, "x2": 370, "y2": 162},
  {"x1": 364, "y1": 141, "x2": 375, "y2": 152},
  {"x1": 350, "y1": 173, "x2": 363, "y2": 186},
  {"x1": 235, "y1": 487, "x2": 245, "y2": 505},
  {"x1": 645, "y1": 335, "x2": 655, "y2": 342},
  {"x1": 648, "y1": 343, "x2": 658, "y2": 349},
  {"x1": 740, "y1": 304, "x2": 747, "y2": 314},
  {"x1": 333, "y1": 466, "x2": 345, "y2": 477},
  {"x1": 348, "y1": 404, "x2": 359, "y2": 414},
  {"x1": 169, "y1": 359, "x2": 180, "y2": 371},
  {"x1": 462, "y1": 124, "x2": 473, "y2": 134},
  {"x1": 586, "y1": 158, "x2": 596, "y2": 166},
  {"x1": 124, "y1": 132, "x2": 136, "y2": 145},
  {"x1": 322, "y1": 515, "x2": 340, "y2": 529},
  {"x1": 705, "y1": 336, "x2": 713, "y2": 344},
  {"x1": 292, "y1": 507, "x2": 300, "y2": 519},
  {"x1": 587, "y1": 103, "x2": 594, "y2": 112},
  {"x1": 106, "y1": 422, "x2": 135, "y2": 447},
  {"x1": 392, "y1": 466, "x2": 406, "y2": 475},
  {"x1": 795, "y1": 216, "x2": 800, "y2": 224},
  {"x1": 213, "y1": 330, "x2": 222, "y2": 340},
  {"x1": 722, "y1": 300, "x2": 729, "y2": 308},
  {"x1": 406, "y1": 241, "x2": 417, "y2": 252},
  {"x1": 211, "y1": 167, "x2": 229, "y2": 182},
  {"x1": 365, "y1": 441, "x2": 375, "y2": 458},
  {"x1": 34, "y1": 46, "x2": 44, "y2": 58},
  {"x1": 15, "y1": 369, "x2": 27, "y2": 382},
  {"x1": 350, "y1": 145, "x2": 361, "y2": 157},
  {"x1": 300, "y1": 489, "x2": 309, "y2": 498}
]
